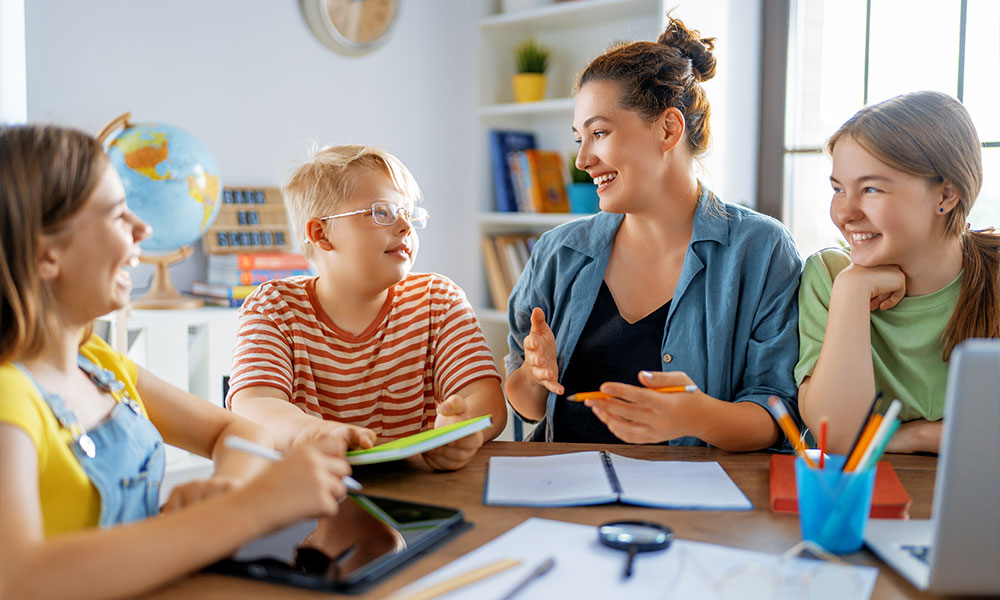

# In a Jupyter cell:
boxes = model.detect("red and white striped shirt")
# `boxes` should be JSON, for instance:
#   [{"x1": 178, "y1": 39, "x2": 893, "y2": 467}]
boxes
[{"x1": 226, "y1": 273, "x2": 500, "y2": 440}]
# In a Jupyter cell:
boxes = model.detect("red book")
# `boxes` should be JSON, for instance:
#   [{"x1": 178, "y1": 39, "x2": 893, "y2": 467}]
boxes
[
  {"x1": 208, "y1": 252, "x2": 309, "y2": 271},
  {"x1": 769, "y1": 453, "x2": 911, "y2": 519}
]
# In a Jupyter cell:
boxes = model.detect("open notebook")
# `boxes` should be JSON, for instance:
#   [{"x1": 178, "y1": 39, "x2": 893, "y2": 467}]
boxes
[{"x1": 484, "y1": 451, "x2": 752, "y2": 510}]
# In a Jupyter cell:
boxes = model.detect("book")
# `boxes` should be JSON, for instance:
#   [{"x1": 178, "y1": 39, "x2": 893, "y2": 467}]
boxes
[
  {"x1": 488, "y1": 129, "x2": 536, "y2": 212},
  {"x1": 190, "y1": 281, "x2": 259, "y2": 301},
  {"x1": 481, "y1": 236, "x2": 511, "y2": 311},
  {"x1": 484, "y1": 450, "x2": 753, "y2": 510},
  {"x1": 207, "y1": 252, "x2": 310, "y2": 271},
  {"x1": 520, "y1": 149, "x2": 569, "y2": 213},
  {"x1": 201, "y1": 297, "x2": 245, "y2": 308},
  {"x1": 346, "y1": 415, "x2": 493, "y2": 465},
  {"x1": 768, "y1": 454, "x2": 911, "y2": 518},
  {"x1": 207, "y1": 267, "x2": 313, "y2": 286}
]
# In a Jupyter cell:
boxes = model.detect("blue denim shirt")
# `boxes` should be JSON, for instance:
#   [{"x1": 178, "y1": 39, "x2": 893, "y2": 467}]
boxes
[{"x1": 506, "y1": 188, "x2": 802, "y2": 445}]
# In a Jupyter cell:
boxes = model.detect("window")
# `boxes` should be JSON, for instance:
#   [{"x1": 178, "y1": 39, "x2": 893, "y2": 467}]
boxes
[{"x1": 781, "y1": 0, "x2": 1000, "y2": 257}]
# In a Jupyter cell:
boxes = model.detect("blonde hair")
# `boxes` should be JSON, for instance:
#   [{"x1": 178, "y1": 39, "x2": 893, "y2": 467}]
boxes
[
  {"x1": 282, "y1": 145, "x2": 422, "y2": 259},
  {"x1": 828, "y1": 91, "x2": 1000, "y2": 359},
  {"x1": 0, "y1": 124, "x2": 107, "y2": 363}
]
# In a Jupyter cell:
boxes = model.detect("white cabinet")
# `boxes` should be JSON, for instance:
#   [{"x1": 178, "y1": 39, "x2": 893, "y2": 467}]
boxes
[{"x1": 98, "y1": 306, "x2": 239, "y2": 476}]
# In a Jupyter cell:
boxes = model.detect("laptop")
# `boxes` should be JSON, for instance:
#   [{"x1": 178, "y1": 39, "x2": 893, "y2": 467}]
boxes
[{"x1": 864, "y1": 339, "x2": 1000, "y2": 595}]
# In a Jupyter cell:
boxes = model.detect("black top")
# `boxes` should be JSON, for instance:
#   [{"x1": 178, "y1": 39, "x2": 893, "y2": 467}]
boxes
[{"x1": 528, "y1": 281, "x2": 670, "y2": 443}]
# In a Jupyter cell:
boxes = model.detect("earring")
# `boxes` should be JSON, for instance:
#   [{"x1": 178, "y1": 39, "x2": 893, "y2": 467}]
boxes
[{"x1": 939, "y1": 207, "x2": 945, "y2": 213}]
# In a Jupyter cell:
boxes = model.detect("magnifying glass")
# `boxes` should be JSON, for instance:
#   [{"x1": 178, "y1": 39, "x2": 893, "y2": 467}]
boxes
[{"x1": 597, "y1": 520, "x2": 674, "y2": 579}]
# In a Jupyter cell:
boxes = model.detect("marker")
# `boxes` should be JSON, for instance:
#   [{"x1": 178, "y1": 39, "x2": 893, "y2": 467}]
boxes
[
  {"x1": 567, "y1": 384, "x2": 698, "y2": 402},
  {"x1": 224, "y1": 436, "x2": 363, "y2": 492}
]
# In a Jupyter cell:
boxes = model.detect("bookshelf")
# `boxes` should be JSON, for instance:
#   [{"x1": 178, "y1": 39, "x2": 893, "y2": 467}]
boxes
[{"x1": 474, "y1": 0, "x2": 664, "y2": 362}]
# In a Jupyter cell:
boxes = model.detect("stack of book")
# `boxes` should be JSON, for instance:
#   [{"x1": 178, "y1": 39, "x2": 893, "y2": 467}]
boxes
[
  {"x1": 481, "y1": 233, "x2": 538, "y2": 310},
  {"x1": 192, "y1": 252, "x2": 312, "y2": 307},
  {"x1": 488, "y1": 129, "x2": 569, "y2": 213}
]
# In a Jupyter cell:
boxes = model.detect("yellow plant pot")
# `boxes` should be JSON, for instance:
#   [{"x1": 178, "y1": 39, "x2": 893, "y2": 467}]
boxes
[{"x1": 512, "y1": 73, "x2": 547, "y2": 103}]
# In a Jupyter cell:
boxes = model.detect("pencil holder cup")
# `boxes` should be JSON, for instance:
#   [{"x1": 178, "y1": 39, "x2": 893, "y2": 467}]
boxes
[{"x1": 795, "y1": 455, "x2": 876, "y2": 554}]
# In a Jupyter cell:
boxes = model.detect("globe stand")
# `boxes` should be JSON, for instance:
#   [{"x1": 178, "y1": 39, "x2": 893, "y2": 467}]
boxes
[{"x1": 132, "y1": 247, "x2": 204, "y2": 310}]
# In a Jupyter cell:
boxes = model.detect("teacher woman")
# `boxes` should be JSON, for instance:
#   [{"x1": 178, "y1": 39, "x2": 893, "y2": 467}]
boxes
[{"x1": 504, "y1": 15, "x2": 802, "y2": 449}]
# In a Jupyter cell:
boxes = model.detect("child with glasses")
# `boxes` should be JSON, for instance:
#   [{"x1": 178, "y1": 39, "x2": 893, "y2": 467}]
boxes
[{"x1": 227, "y1": 145, "x2": 506, "y2": 471}]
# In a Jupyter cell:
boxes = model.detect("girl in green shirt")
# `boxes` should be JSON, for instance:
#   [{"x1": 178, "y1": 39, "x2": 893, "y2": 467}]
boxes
[{"x1": 797, "y1": 91, "x2": 1000, "y2": 455}]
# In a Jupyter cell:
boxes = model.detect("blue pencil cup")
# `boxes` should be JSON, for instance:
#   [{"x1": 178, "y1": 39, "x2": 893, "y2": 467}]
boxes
[
  {"x1": 567, "y1": 183, "x2": 599, "y2": 214},
  {"x1": 795, "y1": 454, "x2": 876, "y2": 554}
]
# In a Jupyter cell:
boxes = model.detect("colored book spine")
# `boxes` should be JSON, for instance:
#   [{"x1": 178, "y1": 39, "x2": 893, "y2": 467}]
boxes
[
  {"x1": 207, "y1": 268, "x2": 312, "y2": 286},
  {"x1": 190, "y1": 281, "x2": 259, "y2": 300},
  {"x1": 207, "y1": 252, "x2": 310, "y2": 271},
  {"x1": 488, "y1": 129, "x2": 536, "y2": 212}
]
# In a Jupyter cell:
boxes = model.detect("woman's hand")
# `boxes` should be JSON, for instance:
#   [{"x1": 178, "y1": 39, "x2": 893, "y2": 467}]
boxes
[
  {"x1": 522, "y1": 307, "x2": 564, "y2": 396},
  {"x1": 585, "y1": 371, "x2": 705, "y2": 444},
  {"x1": 422, "y1": 395, "x2": 485, "y2": 471},
  {"x1": 836, "y1": 263, "x2": 907, "y2": 311}
]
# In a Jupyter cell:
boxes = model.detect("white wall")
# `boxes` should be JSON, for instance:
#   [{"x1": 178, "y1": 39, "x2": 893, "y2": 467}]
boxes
[
  {"x1": 674, "y1": 0, "x2": 762, "y2": 209},
  {"x1": 23, "y1": 0, "x2": 761, "y2": 295},
  {"x1": 25, "y1": 0, "x2": 480, "y2": 294}
]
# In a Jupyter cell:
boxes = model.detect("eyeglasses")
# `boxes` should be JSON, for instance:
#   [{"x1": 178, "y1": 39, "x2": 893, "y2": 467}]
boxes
[{"x1": 319, "y1": 201, "x2": 429, "y2": 229}]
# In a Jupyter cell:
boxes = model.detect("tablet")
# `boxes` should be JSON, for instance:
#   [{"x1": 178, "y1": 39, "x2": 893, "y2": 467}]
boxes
[{"x1": 207, "y1": 494, "x2": 468, "y2": 592}]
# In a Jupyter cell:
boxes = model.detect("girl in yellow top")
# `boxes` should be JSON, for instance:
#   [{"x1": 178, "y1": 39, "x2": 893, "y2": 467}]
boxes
[
  {"x1": 796, "y1": 91, "x2": 1000, "y2": 455},
  {"x1": 0, "y1": 124, "x2": 372, "y2": 598}
]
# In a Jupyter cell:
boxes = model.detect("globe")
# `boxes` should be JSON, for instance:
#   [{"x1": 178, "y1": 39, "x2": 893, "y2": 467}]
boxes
[{"x1": 105, "y1": 121, "x2": 222, "y2": 252}]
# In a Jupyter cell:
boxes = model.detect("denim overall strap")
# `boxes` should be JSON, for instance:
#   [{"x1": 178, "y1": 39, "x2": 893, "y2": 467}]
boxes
[{"x1": 14, "y1": 358, "x2": 166, "y2": 527}]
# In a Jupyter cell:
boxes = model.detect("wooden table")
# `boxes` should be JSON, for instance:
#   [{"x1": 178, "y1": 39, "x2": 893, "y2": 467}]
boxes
[{"x1": 147, "y1": 442, "x2": 943, "y2": 599}]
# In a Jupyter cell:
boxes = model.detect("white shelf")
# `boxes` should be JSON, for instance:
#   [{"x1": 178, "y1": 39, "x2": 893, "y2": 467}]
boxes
[
  {"x1": 479, "y1": 97, "x2": 574, "y2": 118},
  {"x1": 481, "y1": 0, "x2": 659, "y2": 30}
]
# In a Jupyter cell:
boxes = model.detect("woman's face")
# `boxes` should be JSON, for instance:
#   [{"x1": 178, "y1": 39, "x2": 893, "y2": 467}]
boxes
[
  {"x1": 45, "y1": 163, "x2": 150, "y2": 322},
  {"x1": 573, "y1": 80, "x2": 670, "y2": 213},
  {"x1": 830, "y1": 136, "x2": 951, "y2": 269}
]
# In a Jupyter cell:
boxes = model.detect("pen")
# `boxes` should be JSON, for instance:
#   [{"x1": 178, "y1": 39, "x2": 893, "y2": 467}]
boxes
[
  {"x1": 497, "y1": 556, "x2": 555, "y2": 600},
  {"x1": 224, "y1": 436, "x2": 363, "y2": 492},
  {"x1": 390, "y1": 558, "x2": 522, "y2": 600},
  {"x1": 567, "y1": 385, "x2": 697, "y2": 402},
  {"x1": 842, "y1": 391, "x2": 882, "y2": 464},
  {"x1": 767, "y1": 396, "x2": 817, "y2": 468}
]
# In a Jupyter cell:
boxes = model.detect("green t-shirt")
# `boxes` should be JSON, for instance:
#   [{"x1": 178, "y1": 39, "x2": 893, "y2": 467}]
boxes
[{"x1": 795, "y1": 247, "x2": 962, "y2": 422}]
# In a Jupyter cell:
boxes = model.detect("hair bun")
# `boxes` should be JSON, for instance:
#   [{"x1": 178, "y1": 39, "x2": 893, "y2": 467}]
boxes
[{"x1": 656, "y1": 15, "x2": 717, "y2": 82}]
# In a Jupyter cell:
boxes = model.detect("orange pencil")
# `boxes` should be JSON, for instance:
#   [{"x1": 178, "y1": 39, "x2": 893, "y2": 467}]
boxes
[
  {"x1": 818, "y1": 417, "x2": 828, "y2": 469},
  {"x1": 844, "y1": 414, "x2": 883, "y2": 472},
  {"x1": 566, "y1": 384, "x2": 697, "y2": 402},
  {"x1": 767, "y1": 397, "x2": 817, "y2": 468}
]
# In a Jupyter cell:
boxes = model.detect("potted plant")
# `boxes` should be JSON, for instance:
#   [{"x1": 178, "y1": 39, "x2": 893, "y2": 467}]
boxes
[
  {"x1": 567, "y1": 153, "x2": 600, "y2": 213},
  {"x1": 512, "y1": 39, "x2": 550, "y2": 103}
]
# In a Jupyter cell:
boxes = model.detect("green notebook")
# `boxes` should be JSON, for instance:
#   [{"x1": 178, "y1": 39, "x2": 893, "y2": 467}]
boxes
[{"x1": 346, "y1": 415, "x2": 493, "y2": 465}]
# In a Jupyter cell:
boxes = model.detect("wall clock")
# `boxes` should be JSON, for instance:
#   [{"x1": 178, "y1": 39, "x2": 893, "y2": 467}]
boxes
[{"x1": 301, "y1": 0, "x2": 400, "y2": 56}]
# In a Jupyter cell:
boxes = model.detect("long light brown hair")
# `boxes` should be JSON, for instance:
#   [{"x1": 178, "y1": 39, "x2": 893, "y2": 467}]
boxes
[
  {"x1": 828, "y1": 91, "x2": 1000, "y2": 359},
  {"x1": 0, "y1": 124, "x2": 107, "y2": 363}
]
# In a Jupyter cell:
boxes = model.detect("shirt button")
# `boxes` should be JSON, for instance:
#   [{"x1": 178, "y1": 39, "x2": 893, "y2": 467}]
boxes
[{"x1": 663, "y1": 353, "x2": 673, "y2": 363}]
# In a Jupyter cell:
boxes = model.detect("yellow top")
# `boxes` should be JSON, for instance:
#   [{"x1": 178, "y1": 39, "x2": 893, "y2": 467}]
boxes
[{"x1": 0, "y1": 335, "x2": 144, "y2": 537}]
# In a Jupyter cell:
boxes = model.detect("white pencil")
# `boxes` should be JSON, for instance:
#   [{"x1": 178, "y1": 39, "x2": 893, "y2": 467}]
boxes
[{"x1": 224, "y1": 435, "x2": 363, "y2": 491}]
